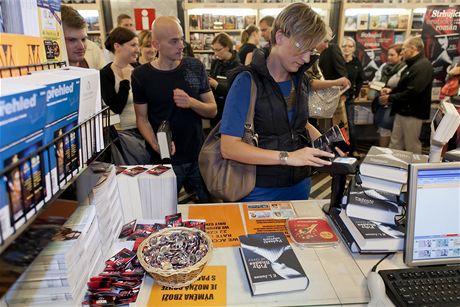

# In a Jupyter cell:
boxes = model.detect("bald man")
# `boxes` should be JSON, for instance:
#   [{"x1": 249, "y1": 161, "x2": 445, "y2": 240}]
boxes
[{"x1": 132, "y1": 16, "x2": 217, "y2": 203}]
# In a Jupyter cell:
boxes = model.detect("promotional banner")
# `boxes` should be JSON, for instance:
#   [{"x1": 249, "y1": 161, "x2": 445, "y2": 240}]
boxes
[
  {"x1": 422, "y1": 5, "x2": 460, "y2": 85},
  {"x1": 355, "y1": 30, "x2": 395, "y2": 82}
]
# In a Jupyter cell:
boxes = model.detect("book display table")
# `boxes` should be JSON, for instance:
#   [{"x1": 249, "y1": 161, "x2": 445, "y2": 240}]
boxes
[{"x1": 134, "y1": 200, "x2": 400, "y2": 306}]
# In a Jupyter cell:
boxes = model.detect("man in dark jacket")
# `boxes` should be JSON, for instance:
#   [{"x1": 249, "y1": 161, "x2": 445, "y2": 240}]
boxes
[{"x1": 379, "y1": 36, "x2": 433, "y2": 154}]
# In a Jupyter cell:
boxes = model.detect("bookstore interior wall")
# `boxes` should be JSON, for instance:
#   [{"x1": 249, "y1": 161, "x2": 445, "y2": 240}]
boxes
[
  {"x1": 62, "y1": 0, "x2": 106, "y2": 47},
  {"x1": 184, "y1": 0, "x2": 331, "y2": 69}
]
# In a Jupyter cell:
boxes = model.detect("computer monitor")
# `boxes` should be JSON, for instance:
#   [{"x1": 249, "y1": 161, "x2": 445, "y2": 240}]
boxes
[{"x1": 405, "y1": 162, "x2": 460, "y2": 267}]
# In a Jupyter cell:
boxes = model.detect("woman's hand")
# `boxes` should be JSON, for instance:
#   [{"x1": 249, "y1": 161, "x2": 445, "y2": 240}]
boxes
[
  {"x1": 287, "y1": 147, "x2": 334, "y2": 167},
  {"x1": 335, "y1": 77, "x2": 351, "y2": 90},
  {"x1": 208, "y1": 77, "x2": 218, "y2": 89}
]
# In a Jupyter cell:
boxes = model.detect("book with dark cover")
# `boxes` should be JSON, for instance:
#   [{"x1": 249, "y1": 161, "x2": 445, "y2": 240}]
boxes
[
  {"x1": 239, "y1": 232, "x2": 308, "y2": 295},
  {"x1": 360, "y1": 146, "x2": 413, "y2": 183},
  {"x1": 312, "y1": 125, "x2": 350, "y2": 159},
  {"x1": 346, "y1": 182, "x2": 401, "y2": 225},
  {"x1": 328, "y1": 208, "x2": 360, "y2": 253},
  {"x1": 156, "y1": 120, "x2": 172, "y2": 161},
  {"x1": 339, "y1": 210, "x2": 404, "y2": 252}
]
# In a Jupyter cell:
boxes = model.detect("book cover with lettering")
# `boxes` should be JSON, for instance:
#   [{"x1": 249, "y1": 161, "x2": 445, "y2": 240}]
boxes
[
  {"x1": 239, "y1": 232, "x2": 308, "y2": 295},
  {"x1": 422, "y1": 6, "x2": 460, "y2": 85},
  {"x1": 356, "y1": 30, "x2": 394, "y2": 82},
  {"x1": 346, "y1": 181, "x2": 401, "y2": 225},
  {"x1": 339, "y1": 210, "x2": 404, "y2": 252}
]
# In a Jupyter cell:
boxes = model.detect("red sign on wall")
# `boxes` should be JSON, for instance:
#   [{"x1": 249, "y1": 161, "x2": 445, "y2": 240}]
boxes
[{"x1": 134, "y1": 8, "x2": 156, "y2": 31}]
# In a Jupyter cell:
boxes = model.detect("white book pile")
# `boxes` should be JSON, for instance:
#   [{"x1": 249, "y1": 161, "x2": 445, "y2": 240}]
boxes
[
  {"x1": 359, "y1": 146, "x2": 428, "y2": 195},
  {"x1": 89, "y1": 166, "x2": 124, "y2": 253},
  {"x1": 5, "y1": 205, "x2": 103, "y2": 306},
  {"x1": 116, "y1": 165, "x2": 177, "y2": 222}
]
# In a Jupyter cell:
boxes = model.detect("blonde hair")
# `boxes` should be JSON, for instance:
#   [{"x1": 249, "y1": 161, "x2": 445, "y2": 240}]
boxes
[
  {"x1": 138, "y1": 30, "x2": 152, "y2": 48},
  {"x1": 241, "y1": 25, "x2": 259, "y2": 45},
  {"x1": 404, "y1": 36, "x2": 424, "y2": 52},
  {"x1": 271, "y1": 3, "x2": 326, "y2": 52},
  {"x1": 342, "y1": 36, "x2": 356, "y2": 48}
]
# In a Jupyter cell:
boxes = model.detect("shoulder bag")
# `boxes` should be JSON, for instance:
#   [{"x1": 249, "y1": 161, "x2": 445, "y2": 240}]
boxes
[{"x1": 198, "y1": 77, "x2": 258, "y2": 202}]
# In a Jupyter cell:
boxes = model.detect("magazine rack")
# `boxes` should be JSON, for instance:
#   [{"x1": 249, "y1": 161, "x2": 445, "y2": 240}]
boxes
[{"x1": 0, "y1": 107, "x2": 111, "y2": 254}]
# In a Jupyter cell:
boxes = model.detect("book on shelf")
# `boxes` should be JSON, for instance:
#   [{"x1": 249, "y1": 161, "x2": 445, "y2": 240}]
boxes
[
  {"x1": 239, "y1": 232, "x2": 309, "y2": 295},
  {"x1": 357, "y1": 14, "x2": 369, "y2": 30},
  {"x1": 377, "y1": 15, "x2": 389, "y2": 29},
  {"x1": 388, "y1": 15, "x2": 398, "y2": 29},
  {"x1": 359, "y1": 174, "x2": 403, "y2": 195},
  {"x1": 339, "y1": 209, "x2": 404, "y2": 252},
  {"x1": 344, "y1": 16, "x2": 358, "y2": 31},
  {"x1": 397, "y1": 15, "x2": 408, "y2": 29},
  {"x1": 345, "y1": 182, "x2": 401, "y2": 225},
  {"x1": 156, "y1": 120, "x2": 172, "y2": 161},
  {"x1": 412, "y1": 12, "x2": 424, "y2": 30},
  {"x1": 369, "y1": 15, "x2": 380, "y2": 29},
  {"x1": 189, "y1": 14, "x2": 202, "y2": 30},
  {"x1": 360, "y1": 146, "x2": 414, "y2": 184}
]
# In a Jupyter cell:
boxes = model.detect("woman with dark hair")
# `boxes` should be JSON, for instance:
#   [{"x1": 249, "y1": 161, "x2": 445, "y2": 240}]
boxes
[
  {"x1": 238, "y1": 25, "x2": 260, "y2": 65},
  {"x1": 208, "y1": 33, "x2": 241, "y2": 127},
  {"x1": 100, "y1": 27, "x2": 149, "y2": 164},
  {"x1": 137, "y1": 29, "x2": 157, "y2": 65},
  {"x1": 370, "y1": 43, "x2": 406, "y2": 147}
]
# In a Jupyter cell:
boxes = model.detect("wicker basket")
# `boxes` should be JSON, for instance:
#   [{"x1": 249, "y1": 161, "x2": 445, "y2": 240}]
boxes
[{"x1": 137, "y1": 227, "x2": 213, "y2": 288}]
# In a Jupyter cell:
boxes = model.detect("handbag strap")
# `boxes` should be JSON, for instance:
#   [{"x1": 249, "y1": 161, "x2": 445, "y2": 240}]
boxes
[{"x1": 244, "y1": 77, "x2": 257, "y2": 130}]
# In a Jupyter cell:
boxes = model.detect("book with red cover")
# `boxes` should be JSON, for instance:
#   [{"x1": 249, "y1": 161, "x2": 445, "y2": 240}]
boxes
[{"x1": 286, "y1": 217, "x2": 338, "y2": 246}]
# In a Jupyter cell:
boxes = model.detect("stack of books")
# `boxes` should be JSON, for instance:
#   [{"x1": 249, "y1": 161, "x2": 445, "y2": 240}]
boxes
[
  {"x1": 359, "y1": 146, "x2": 428, "y2": 195},
  {"x1": 89, "y1": 166, "x2": 124, "y2": 253},
  {"x1": 116, "y1": 165, "x2": 177, "y2": 222},
  {"x1": 329, "y1": 146, "x2": 428, "y2": 253},
  {"x1": 4, "y1": 205, "x2": 104, "y2": 306}
]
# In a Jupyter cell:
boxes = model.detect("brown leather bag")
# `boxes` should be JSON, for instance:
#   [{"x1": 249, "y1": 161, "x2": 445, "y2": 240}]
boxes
[{"x1": 199, "y1": 77, "x2": 258, "y2": 202}]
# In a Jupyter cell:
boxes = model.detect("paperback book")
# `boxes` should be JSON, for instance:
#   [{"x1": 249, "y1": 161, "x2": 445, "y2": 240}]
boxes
[
  {"x1": 339, "y1": 210, "x2": 404, "y2": 252},
  {"x1": 239, "y1": 232, "x2": 308, "y2": 295},
  {"x1": 360, "y1": 146, "x2": 413, "y2": 183},
  {"x1": 345, "y1": 182, "x2": 401, "y2": 225}
]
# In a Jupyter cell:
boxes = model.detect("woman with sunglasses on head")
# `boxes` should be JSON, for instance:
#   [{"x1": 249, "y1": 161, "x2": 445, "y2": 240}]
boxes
[
  {"x1": 218, "y1": 3, "x2": 335, "y2": 202},
  {"x1": 100, "y1": 27, "x2": 149, "y2": 164},
  {"x1": 208, "y1": 33, "x2": 241, "y2": 127}
]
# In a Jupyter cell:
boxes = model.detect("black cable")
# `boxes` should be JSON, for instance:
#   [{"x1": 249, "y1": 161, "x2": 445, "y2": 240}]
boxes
[{"x1": 371, "y1": 253, "x2": 395, "y2": 272}]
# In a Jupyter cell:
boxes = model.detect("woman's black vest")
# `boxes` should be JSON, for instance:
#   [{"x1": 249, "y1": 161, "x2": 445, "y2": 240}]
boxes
[{"x1": 229, "y1": 48, "x2": 317, "y2": 187}]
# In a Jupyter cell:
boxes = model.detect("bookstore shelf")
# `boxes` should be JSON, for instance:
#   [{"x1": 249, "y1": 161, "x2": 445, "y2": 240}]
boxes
[
  {"x1": 66, "y1": 0, "x2": 106, "y2": 47},
  {"x1": 0, "y1": 107, "x2": 111, "y2": 254}
]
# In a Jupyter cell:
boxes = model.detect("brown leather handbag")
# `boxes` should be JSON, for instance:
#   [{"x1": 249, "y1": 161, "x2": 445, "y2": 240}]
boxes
[{"x1": 198, "y1": 77, "x2": 258, "y2": 202}]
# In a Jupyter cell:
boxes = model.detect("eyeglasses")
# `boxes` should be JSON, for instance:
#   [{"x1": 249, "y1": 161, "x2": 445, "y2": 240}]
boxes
[
  {"x1": 212, "y1": 47, "x2": 224, "y2": 52},
  {"x1": 342, "y1": 44, "x2": 354, "y2": 48}
]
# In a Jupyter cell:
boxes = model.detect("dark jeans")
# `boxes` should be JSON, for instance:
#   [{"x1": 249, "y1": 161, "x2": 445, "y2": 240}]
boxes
[
  {"x1": 345, "y1": 98, "x2": 357, "y2": 152},
  {"x1": 173, "y1": 161, "x2": 209, "y2": 203}
]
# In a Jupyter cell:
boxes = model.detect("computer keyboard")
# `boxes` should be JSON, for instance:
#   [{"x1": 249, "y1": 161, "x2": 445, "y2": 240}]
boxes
[{"x1": 379, "y1": 265, "x2": 460, "y2": 307}]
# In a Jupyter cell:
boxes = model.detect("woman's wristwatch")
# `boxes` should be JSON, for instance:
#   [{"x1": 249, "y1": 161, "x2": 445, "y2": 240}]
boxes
[{"x1": 279, "y1": 151, "x2": 289, "y2": 165}]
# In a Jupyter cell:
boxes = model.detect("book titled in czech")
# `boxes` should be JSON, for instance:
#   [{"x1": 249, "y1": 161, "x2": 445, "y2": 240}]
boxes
[
  {"x1": 346, "y1": 182, "x2": 401, "y2": 225},
  {"x1": 239, "y1": 232, "x2": 309, "y2": 295}
]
